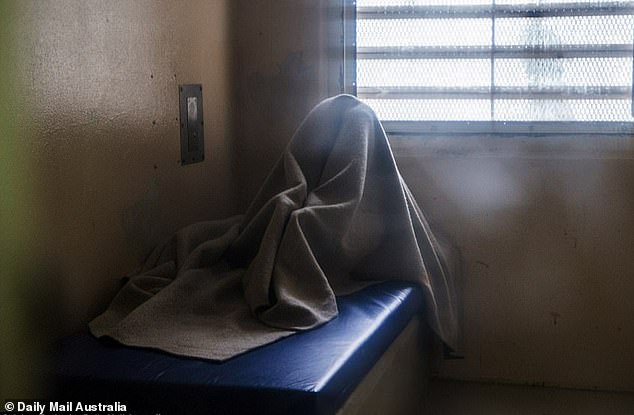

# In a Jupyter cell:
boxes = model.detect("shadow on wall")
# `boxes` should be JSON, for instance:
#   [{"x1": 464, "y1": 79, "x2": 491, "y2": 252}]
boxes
[
  {"x1": 236, "y1": 51, "x2": 321, "y2": 209},
  {"x1": 0, "y1": 1, "x2": 61, "y2": 398},
  {"x1": 247, "y1": 52, "x2": 317, "y2": 135}
]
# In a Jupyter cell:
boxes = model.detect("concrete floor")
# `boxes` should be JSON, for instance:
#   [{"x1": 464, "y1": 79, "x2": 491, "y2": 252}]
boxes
[{"x1": 422, "y1": 379, "x2": 634, "y2": 415}]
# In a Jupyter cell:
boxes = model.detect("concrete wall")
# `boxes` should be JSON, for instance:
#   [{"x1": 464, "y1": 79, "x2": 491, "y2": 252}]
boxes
[
  {"x1": 1, "y1": 0, "x2": 234, "y2": 395},
  {"x1": 231, "y1": 1, "x2": 634, "y2": 392}
]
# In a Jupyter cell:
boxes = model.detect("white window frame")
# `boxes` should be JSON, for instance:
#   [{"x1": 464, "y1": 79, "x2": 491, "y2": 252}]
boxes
[{"x1": 344, "y1": 0, "x2": 634, "y2": 135}]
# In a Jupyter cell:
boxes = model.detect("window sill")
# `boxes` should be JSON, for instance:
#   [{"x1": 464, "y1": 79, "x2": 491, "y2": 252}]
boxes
[
  {"x1": 388, "y1": 132, "x2": 634, "y2": 160},
  {"x1": 381, "y1": 121, "x2": 634, "y2": 136}
]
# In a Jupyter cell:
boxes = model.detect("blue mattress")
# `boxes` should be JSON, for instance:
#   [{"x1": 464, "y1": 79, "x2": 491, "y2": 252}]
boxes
[{"x1": 53, "y1": 281, "x2": 423, "y2": 415}]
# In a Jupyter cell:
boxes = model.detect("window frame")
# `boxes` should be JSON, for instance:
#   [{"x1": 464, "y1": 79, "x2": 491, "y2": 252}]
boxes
[{"x1": 344, "y1": 0, "x2": 634, "y2": 135}]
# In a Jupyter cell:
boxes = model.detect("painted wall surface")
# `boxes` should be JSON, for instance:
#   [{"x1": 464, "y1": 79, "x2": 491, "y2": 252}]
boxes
[
  {"x1": 231, "y1": 1, "x2": 634, "y2": 392},
  {"x1": 2, "y1": 0, "x2": 234, "y2": 392},
  {"x1": 231, "y1": 0, "x2": 335, "y2": 210},
  {"x1": 392, "y1": 138, "x2": 634, "y2": 392}
]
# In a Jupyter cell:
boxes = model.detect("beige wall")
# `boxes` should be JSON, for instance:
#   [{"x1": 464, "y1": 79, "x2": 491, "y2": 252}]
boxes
[
  {"x1": 1, "y1": 0, "x2": 234, "y2": 394},
  {"x1": 232, "y1": 0, "x2": 335, "y2": 210},
  {"x1": 231, "y1": 1, "x2": 634, "y2": 392},
  {"x1": 393, "y1": 138, "x2": 634, "y2": 392}
]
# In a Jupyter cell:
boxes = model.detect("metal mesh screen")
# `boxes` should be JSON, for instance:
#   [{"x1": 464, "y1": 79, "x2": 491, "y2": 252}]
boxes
[{"x1": 355, "y1": 1, "x2": 634, "y2": 127}]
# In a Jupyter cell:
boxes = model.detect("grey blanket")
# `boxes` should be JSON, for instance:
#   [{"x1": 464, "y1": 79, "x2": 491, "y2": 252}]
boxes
[{"x1": 90, "y1": 95, "x2": 459, "y2": 360}]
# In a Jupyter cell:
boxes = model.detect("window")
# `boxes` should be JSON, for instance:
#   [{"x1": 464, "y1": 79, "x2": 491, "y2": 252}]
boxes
[{"x1": 349, "y1": 0, "x2": 634, "y2": 134}]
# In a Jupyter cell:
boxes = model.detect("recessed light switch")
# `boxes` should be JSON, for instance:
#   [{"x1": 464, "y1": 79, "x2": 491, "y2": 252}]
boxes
[{"x1": 179, "y1": 84, "x2": 204, "y2": 165}]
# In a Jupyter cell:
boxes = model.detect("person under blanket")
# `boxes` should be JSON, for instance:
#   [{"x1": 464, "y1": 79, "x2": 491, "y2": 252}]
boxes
[{"x1": 90, "y1": 94, "x2": 460, "y2": 361}]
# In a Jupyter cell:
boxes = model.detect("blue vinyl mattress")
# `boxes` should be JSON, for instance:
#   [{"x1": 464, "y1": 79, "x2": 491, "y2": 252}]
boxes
[{"x1": 53, "y1": 281, "x2": 424, "y2": 415}]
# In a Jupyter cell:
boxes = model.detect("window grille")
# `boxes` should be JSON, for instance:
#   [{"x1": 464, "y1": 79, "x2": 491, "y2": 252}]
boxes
[{"x1": 352, "y1": 0, "x2": 634, "y2": 134}]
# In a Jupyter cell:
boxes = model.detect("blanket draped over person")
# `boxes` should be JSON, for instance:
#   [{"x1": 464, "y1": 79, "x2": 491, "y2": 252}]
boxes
[{"x1": 90, "y1": 94, "x2": 460, "y2": 360}]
